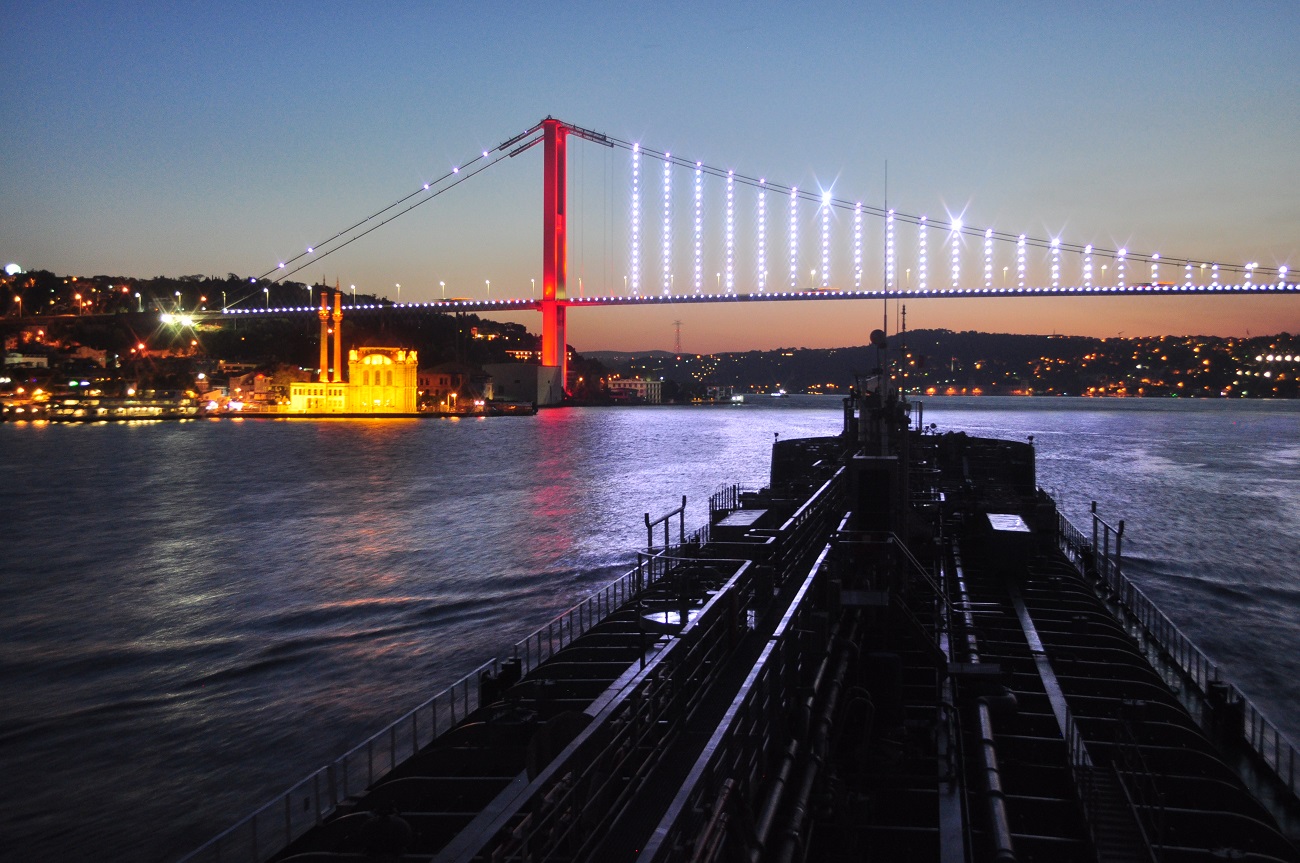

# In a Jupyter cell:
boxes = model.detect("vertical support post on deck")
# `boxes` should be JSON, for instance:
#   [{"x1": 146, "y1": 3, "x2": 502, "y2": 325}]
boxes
[{"x1": 541, "y1": 117, "x2": 569, "y2": 395}]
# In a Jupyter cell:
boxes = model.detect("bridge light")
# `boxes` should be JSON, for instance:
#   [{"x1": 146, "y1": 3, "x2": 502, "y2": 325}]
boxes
[
  {"x1": 661, "y1": 155, "x2": 672, "y2": 294},
  {"x1": 424, "y1": 183, "x2": 430, "y2": 190},
  {"x1": 1084, "y1": 244, "x2": 1093, "y2": 288},
  {"x1": 1051, "y1": 237, "x2": 1060, "y2": 288},
  {"x1": 758, "y1": 181, "x2": 768, "y2": 292},
  {"x1": 727, "y1": 170, "x2": 736, "y2": 292},
  {"x1": 854, "y1": 203, "x2": 863, "y2": 289},
  {"x1": 1016, "y1": 235, "x2": 1026, "y2": 289},
  {"x1": 885, "y1": 210, "x2": 895, "y2": 290},
  {"x1": 951, "y1": 220, "x2": 962, "y2": 289},
  {"x1": 1117, "y1": 248, "x2": 1127, "y2": 288},
  {"x1": 694, "y1": 162, "x2": 704, "y2": 293},
  {"x1": 984, "y1": 228, "x2": 993, "y2": 289},
  {"x1": 918, "y1": 217, "x2": 928, "y2": 292},
  {"x1": 789, "y1": 187, "x2": 799, "y2": 290},
  {"x1": 820, "y1": 189, "x2": 830, "y2": 288},
  {"x1": 631, "y1": 145, "x2": 641, "y2": 294}
]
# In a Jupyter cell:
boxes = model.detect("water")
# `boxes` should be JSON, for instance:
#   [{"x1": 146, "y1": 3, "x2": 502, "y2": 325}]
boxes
[{"x1": 2, "y1": 397, "x2": 1298, "y2": 862}]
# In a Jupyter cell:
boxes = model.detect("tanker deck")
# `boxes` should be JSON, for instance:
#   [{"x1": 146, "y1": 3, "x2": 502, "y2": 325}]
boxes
[{"x1": 184, "y1": 384, "x2": 1300, "y2": 863}]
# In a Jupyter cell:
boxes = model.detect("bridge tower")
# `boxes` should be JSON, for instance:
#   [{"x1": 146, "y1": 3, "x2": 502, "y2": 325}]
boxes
[{"x1": 540, "y1": 117, "x2": 568, "y2": 399}]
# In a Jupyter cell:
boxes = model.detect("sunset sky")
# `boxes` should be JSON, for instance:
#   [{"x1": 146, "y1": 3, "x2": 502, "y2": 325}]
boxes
[{"x1": 3, "y1": 2, "x2": 1297, "y2": 352}]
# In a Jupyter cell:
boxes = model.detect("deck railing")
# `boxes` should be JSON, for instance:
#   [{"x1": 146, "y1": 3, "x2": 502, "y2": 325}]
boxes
[
  {"x1": 1057, "y1": 504, "x2": 1300, "y2": 801},
  {"x1": 640, "y1": 543, "x2": 834, "y2": 861}
]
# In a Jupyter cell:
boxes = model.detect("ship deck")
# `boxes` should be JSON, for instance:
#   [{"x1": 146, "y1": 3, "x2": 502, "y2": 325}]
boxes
[{"x1": 183, "y1": 410, "x2": 1300, "y2": 863}]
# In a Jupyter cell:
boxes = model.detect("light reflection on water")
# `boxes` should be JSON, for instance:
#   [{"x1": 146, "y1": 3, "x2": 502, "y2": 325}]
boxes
[{"x1": 1, "y1": 397, "x2": 1298, "y2": 861}]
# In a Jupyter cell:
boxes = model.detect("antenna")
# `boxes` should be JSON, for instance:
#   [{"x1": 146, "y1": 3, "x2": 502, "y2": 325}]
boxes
[{"x1": 673, "y1": 320, "x2": 682, "y2": 355}]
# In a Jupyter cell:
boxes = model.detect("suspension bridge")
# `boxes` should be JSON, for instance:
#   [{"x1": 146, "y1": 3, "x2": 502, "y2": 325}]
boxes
[{"x1": 200, "y1": 117, "x2": 1294, "y2": 403}]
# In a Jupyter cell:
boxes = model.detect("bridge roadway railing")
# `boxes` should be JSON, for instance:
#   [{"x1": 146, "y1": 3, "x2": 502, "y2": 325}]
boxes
[
  {"x1": 639, "y1": 542, "x2": 836, "y2": 861},
  {"x1": 179, "y1": 538, "x2": 686, "y2": 863},
  {"x1": 1056, "y1": 505, "x2": 1300, "y2": 804}
]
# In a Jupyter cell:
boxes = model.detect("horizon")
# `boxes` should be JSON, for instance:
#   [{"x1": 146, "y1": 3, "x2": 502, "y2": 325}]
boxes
[{"x1": 4, "y1": 3, "x2": 1297, "y2": 351}]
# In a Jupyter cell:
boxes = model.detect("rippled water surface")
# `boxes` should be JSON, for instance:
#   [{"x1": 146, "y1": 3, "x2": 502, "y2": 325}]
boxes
[{"x1": 2, "y1": 397, "x2": 1298, "y2": 861}]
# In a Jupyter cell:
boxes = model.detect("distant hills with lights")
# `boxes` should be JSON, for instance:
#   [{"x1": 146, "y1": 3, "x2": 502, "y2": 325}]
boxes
[{"x1": 2, "y1": 269, "x2": 1298, "y2": 398}]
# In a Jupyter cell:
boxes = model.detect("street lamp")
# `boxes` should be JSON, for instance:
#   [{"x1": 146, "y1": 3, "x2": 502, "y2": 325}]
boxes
[
  {"x1": 351, "y1": 284, "x2": 356, "y2": 305},
  {"x1": 1002, "y1": 266, "x2": 1008, "y2": 286},
  {"x1": 75, "y1": 292, "x2": 83, "y2": 315},
  {"x1": 264, "y1": 287, "x2": 269, "y2": 309},
  {"x1": 485, "y1": 279, "x2": 490, "y2": 298},
  {"x1": 396, "y1": 283, "x2": 401, "y2": 304},
  {"x1": 532, "y1": 278, "x2": 536, "y2": 297},
  {"x1": 220, "y1": 291, "x2": 226, "y2": 310},
  {"x1": 175, "y1": 290, "x2": 182, "y2": 311},
  {"x1": 439, "y1": 281, "x2": 445, "y2": 299},
  {"x1": 906, "y1": 268, "x2": 911, "y2": 289}
]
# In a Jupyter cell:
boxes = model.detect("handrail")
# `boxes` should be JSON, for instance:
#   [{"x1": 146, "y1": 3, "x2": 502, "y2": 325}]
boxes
[
  {"x1": 1057, "y1": 509, "x2": 1300, "y2": 803},
  {"x1": 641, "y1": 544, "x2": 834, "y2": 861},
  {"x1": 646, "y1": 495, "x2": 687, "y2": 552}
]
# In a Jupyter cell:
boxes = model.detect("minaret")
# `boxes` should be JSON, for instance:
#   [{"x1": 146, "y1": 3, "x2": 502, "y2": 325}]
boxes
[
  {"x1": 317, "y1": 288, "x2": 329, "y2": 382},
  {"x1": 332, "y1": 282, "x2": 343, "y2": 383}
]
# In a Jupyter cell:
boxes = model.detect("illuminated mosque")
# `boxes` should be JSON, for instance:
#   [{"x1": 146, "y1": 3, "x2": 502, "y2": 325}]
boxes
[{"x1": 288, "y1": 288, "x2": 418, "y2": 414}]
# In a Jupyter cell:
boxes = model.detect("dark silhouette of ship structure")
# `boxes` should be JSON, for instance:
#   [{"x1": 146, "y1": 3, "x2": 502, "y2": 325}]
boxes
[{"x1": 186, "y1": 333, "x2": 1300, "y2": 862}]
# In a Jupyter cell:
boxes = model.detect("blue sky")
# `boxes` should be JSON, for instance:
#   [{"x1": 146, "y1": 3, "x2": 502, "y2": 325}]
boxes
[{"x1": 3, "y1": 1, "x2": 1297, "y2": 351}]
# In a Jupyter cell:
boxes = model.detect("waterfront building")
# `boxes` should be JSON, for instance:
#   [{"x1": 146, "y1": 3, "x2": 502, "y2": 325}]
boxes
[
  {"x1": 345, "y1": 347, "x2": 418, "y2": 412},
  {"x1": 418, "y1": 361, "x2": 492, "y2": 412},
  {"x1": 607, "y1": 376, "x2": 663, "y2": 404},
  {"x1": 483, "y1": 362, "x2": 562, "y2": 405},
  {"x1": 284, "y1": 346, "x2": 419, "y2": 413}
]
